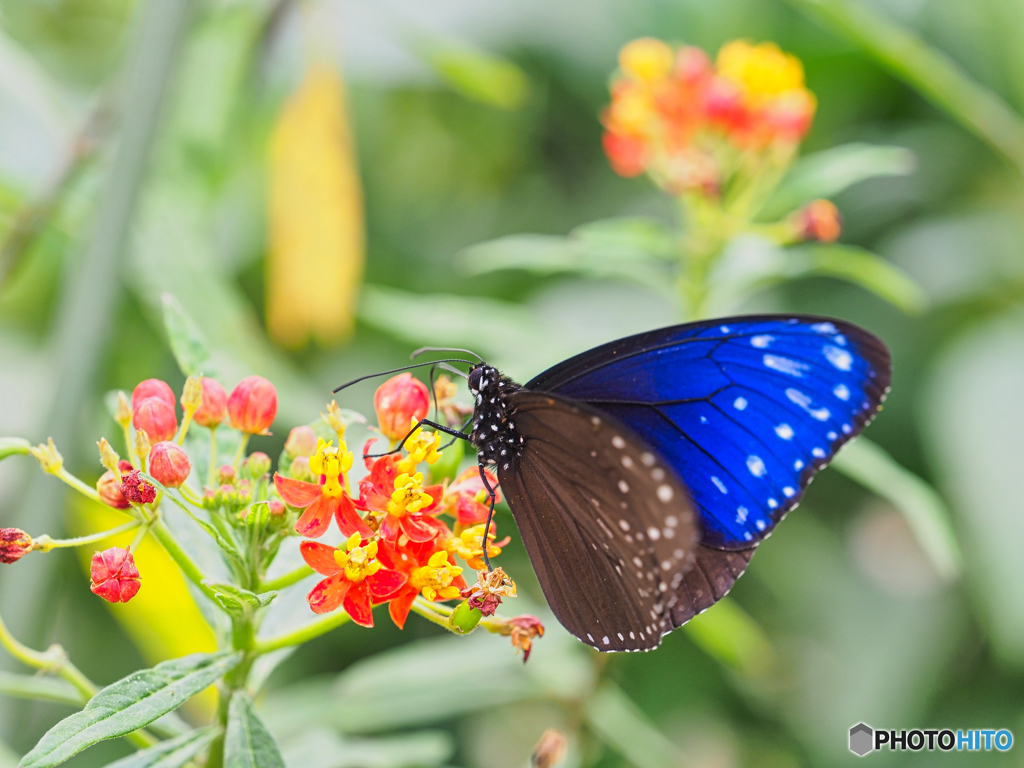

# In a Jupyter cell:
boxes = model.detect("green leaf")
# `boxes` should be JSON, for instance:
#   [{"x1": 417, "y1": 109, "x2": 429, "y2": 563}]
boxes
[
  {"x1": 833, "y1": 438, "x2": 962, "y2": 582},
  {"x1": 760, "y1": 143, "x2": 916, "y2": 219},
  {"x1": 584, "y1": 682, "x2": 681, "y2": 768},
  {"x1": 103, "y1": 728, "x2": 219, "y2": 768},
  {"x1": 0, "y1": 672, "x2": 82, "y2": 706},
  {"x1": 0, "y1": 737, "x2": 18, "y2": 768},
  {"x1": 792, "y1": 245, "x2": 928, "y2": 314},
  {"x1": 783, "y1": 0, "x2": 1024, "y2": 178},
  {"x1": 161, "y1": 293, "x2": 216, "y2": 378},
  {"x1": 422, "y1": 41, "x2": 530, "y2": 111},
  {"x1": 280, "y1": 729, "x2": 453, "y2": 768},
  {"x1": 0, "y1": 437, "x2": 30, "y2": 461},
  {"x1": 20, "y1": 652, "x2": 242, "y2": 768},
  {"x1": 204, "y1": 582, "x2": 277, "y2": 616},
  {"x1": 224, "y1": 692, "x2": 285, "y2": 768}
]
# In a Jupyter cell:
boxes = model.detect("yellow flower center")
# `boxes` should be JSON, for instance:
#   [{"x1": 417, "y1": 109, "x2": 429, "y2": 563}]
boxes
[
  {"x1": 396, "y1": 421, "x2": 442, "y2": 474},
  {"x1": 308, "y1": 437, "x2": 353, "y2": 498},
  {"x1": 716, "y1": 40, "x2": 807, "y2": 105},
  {"x1": 388, "y1": 472, "x2": 434, "y2": 517},
  {"x1": 619, "y1": 38, "x2": 674, "y2": 84},
  {"x1": 410, "y1": 551, "x2": 463, "y2": 601},
  {"x1": 449, "y1": 524, "x2": 503, "y2": 565},
  {"x1": 333, "y1": 533, "x2": 382, "y2": 583}
]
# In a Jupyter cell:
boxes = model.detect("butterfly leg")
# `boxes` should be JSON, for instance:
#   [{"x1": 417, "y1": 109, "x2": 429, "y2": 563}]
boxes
[
  {"x1": 478, "y1": 462, "x2": 498, "y2": 571},
  {"x1": 365, "y1": 419, "x2": 471, "y2": 459}
]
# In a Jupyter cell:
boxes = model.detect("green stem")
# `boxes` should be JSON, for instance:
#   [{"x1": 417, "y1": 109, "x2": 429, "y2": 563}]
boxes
[
  {"x1": 54, "y1": 468, "x2": 102, "y2": 503},
  {"x1": 179, "y1": 484, "x2": 204, "y2": 506},
  {"x1": 149, "y1": 520, "x2": 220, "y2": 604},
  {"x1": 32, "y1": 520, "x2": 142, "y2": 552},
  {"x1": 259, "y1": 565, "x2": 313, "y2": 592},
  {"x1": 128, "y1": 521, "x2": 152, "y2": 553},
  {"x1": 0, "y1": 609, "x2": 156, "y2": 749},
  {"x1": 253, "y1": 609, "x2": 352, "y2": 654},
  {"x1": 176, "y1": 411, "x2": 195, "y2": 446},
  {"x1": 409, "y1": 598, "x2": 456, "y2": 631},
  {"x1": 123, "y1": 421, "x2": 140, "y2": 469},
  {"x1": 232, "y1": 433, "x2": 250, "y2": 470}
]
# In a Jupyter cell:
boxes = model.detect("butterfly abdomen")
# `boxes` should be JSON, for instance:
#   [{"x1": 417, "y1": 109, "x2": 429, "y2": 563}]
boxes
[{"x1": 467, "y1": 364, "x2": 524, "y2": 471}]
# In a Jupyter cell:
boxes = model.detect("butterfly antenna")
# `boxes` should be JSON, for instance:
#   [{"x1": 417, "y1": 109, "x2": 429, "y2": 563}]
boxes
[
  {"x1": 438, "y1": 362, "x2": 468, "y2": 380},
  {"x1": 332, "y1": 359, "x2": 474, "y2": 394},
  {"x1": 411, "y1": 346, "x2": 483, "y2": 363}
]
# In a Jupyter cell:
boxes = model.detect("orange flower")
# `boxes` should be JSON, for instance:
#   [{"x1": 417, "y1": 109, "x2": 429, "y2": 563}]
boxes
[
  {"x1": 440, "y1": 466, "x2": 501, "y2": 526},
  {"x1": 275, "y1": 438, "x2": 371, "y2": 539},
  {"x1": 300, "y1": 533, "x2": 407, "y2": 625},
  {"x1": 355, "y1": 446, "x2": 443, "y2": 544}
]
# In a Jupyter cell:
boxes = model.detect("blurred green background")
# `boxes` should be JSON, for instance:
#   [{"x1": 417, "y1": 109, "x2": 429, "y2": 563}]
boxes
[{"x1": 1, "y1": 0, "x2": 1024, "y2": 766}]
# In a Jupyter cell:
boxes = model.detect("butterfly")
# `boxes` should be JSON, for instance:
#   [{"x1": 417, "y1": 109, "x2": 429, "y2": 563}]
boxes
[{"x1": 360, "y1": 314, "x2": 891, "y2": 653}]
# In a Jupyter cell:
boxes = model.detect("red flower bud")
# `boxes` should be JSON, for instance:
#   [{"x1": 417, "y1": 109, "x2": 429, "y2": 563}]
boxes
[
  {"x1": 132, "y1": 379, "x2": 176, "y2": 411},
  {"x1": 133, "y1": 396, "x2": 178, "y2": 443},
  {"x1": 227, "y1": 376, "x2": 278, "y2": 434},
  {"x1": 96, "y1": 461, "x2": 134, "y2": 509},
  {"x1": 193, "y1": 378, "x2": 229, "y2": 429},
  {"x1": 90, "y1": 547, "x2": 141, "y2": 603},
  {"x1": 284, "y1": 425, "x2": 318, "y2": 457},
  {"x1": 374, "y1": 373, "x2": 429, "y2": 441},
  {"x1": 120, "y1": 470, "x2": 157, "y2": 504},
  {"x1": 794, "y1": 199, "x2": 842, "y2": 243},
  {"x1": 148, "y1": 442, "x2": 191, "y2": 487},
  {"x1": 0, "y1": 528, "x2": 33, "y2": 564}
]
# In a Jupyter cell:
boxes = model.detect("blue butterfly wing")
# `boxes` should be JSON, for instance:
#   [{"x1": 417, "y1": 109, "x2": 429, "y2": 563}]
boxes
[{"x1": 525, "y1": 315, "x2": 891, "y2": 550}]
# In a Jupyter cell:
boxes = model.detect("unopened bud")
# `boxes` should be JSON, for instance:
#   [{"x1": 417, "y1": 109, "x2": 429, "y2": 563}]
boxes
[
  {"x1": 374, "y1": 373, "x2": 429, "y2": 442},
  {"x1": 149, "y1": 442, "x2": 191, "y2": 488},
  {"x1": 180, "y1": 375, "x2": 204, "y2": 416},
  {"x1": 793, "y1": 199, "x2": 841, "y2": 243},
  {"x1": 135, "y1": 429, "x2": 152, "y2": 464},
  {"x1": 284, "y1": 425, "x2": 318, "y2": 458},
  {"x1": 236, "y1": 479, "x2": 253, "y2": 505},
  {"x1": 28, "y1": 438, "x2": 63, "y2": 475},
  {"x1": 115, "y1": 391, "x2": 133, "y2": 428},
  {"x1": 0, "y1": 529, "x2": 33, "y2": 563},
  {"x1": 133, "y1": 397, "x2": 177, "y2": 443},
  {"x1": 449, "y1": 600, "x2": 483, "y2": 634},
  {"x1": 531, "y1": 729, "x2": 568, "y2": 768},
  {"x1": 217, "y1": 465, "x2": 236, "y2": 484},
  {"x1": 268, "y1": 500, "x2": 286, "y2": 517},
  {"x1": 90, "y1": 547, "x2": 140, "y2": 603},
  {"x1": 288, "y1": 455, "x2": 313, "y2": 482},
  {"x1": 193, "y1": 378, "x2": 228, "y2": 429},
  {"x1": 243, "y1": 452, "x2": 271, "y2": 480},
  {"x1": 227, "y1": 376, "x2": 278, "y2": 434},
  {"x1": 244, "y1": 502, "x2": 270, "y2": 531},
  {"x1": 202, "y1": 488, "x2": 218, "y2": 509},
  {"x1": 96, "y1": 438, "x2": 122, "y2": 477},
  {"x1": 97, "y1": 462, "x2": 134, "y2": 509},
  {"x1": 214, "y1": 483, "x2": 237, "y2": 507},
  {"x1": 132, "y1": 379, "x2": 176, "y2": 411},
  {"x1": 321, "y1": 401, "x2": 347, "y2": 437}
]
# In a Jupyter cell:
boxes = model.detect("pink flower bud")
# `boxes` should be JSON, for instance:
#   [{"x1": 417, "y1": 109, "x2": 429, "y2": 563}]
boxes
[
  {"x1": 374, "y1": 373, "x2": 429, "y2": 441},
  {"x1": 244, "y1": 452, "x2": 271, "y2": 480},
  {"x1": 227, "y1": 376, "x2": 278, "y2": 434},
  {"x1": 96, "y1": 461, "x2": 134, "y2": 509},
  {"x1": 217, "y1": 465, "x2": 236, "y2": 484},
  {"x1": 90, "y1": 547, "x2": 140, "y2": 603},
  {"x1": 120, "y1": 470, "x2": 157, "y2": 505},
  {"x1": 133, "y1": 397, "x2": 178, "y2": 443},
  {"x1": 0, "y1": 529, "x2": 33, "y2": 564},
  {"x1": 148, "y1": 442, "x2": 191, "y2": 487},
  {"x1": 268, "y1": 500, "x2": 286, "y2": 516},
  {"x1": 132, "y1": 379, "x2": 176, "y2": 412},
  {"x1": 193, "y1": 378, "x2": 228, "y2": 429},
  {"x1": 284, "y1": 425, "x2": 318, "y2": 457}
]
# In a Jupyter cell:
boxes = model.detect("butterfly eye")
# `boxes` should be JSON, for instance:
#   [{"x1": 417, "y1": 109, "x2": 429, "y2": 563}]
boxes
[{"x1": 468, "y1": 367, "x2": 483, "y2": 393}]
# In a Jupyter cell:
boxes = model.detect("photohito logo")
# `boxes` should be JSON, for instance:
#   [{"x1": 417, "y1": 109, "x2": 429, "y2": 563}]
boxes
[{"x1": 848, "y1": 723, "x2": 1013, "y2": 756}]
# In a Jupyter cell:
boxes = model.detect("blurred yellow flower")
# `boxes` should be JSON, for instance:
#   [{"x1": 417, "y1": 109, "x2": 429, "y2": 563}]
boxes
[
  {"x1": 267, "y1": 61, "x2": 364, "y2": 348},
  {"x1": 716, "y1": 40, "x2": 807, "y2": 104}
]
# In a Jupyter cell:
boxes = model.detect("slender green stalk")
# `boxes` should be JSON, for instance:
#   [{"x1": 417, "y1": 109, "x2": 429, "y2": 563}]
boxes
[
  {"x1": 207, "y1": 428, "x2": 218, "y2": 488},
  {"x1": 149, "y1": 521, "x2": 220, "y2": 604},
  {"x1": 260, "y1": 565, "x2": 313, "y2": 592},
  {"x1": 232, "y1": 433, "x2": 250, "y2": 470},
  {"x1": 784, "y1": 0, "x2": 1024, "y2": 177},
  {"x1": 53, "y1": 468, "x2": 102, "y2": 503},
  {"x1": 32, "y1": 520, "x2": 142, "y2": 552},
  {"x1": 253, "y1": 610, "x2": 352, "y2": 654}
]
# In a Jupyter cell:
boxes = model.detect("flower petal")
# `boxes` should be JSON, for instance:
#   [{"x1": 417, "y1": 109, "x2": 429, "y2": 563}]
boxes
[
  {"x1": 295, "y1": 494, "x2": 336, "y2": 538},
  {"x1": 366, "y1": 568, "x2": 408, "y2": 602},
  {"x1": 343, "y1": 580, "x2": 374, "y2": 627},
  {"x1": 275, "y1": 472, "x2": 322, "y2": 507},
  {"x1": 400, "y1": 514, "x2": 438, "y2": 543},
  {"x1": 307, "y1": 573, "x2": 350, "y2": 614},
  {"x1": 421, "y1": 484, "x2": 443, "y2": 512},
  {"x1": 334, "y1": 493, "x2": 374, "y2": 538},
  {"x1": 379, "y1": 514, "x2": 401, "y2": 543},
  {"x1": 300, "y1": 541, "x2": 341, "y2": 576},
  {"x1": 388, "y1": 588, "x2": 417, "y2": 630}
]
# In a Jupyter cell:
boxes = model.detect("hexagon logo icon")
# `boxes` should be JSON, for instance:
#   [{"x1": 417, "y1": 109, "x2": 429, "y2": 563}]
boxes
[{"x1": 849, "y1": 723, "x2": 874, "y2": 757}]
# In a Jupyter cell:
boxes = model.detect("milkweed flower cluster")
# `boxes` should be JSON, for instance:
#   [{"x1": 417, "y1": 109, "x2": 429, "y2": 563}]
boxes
[
  {"x1": 5, "y1": 366, "x2": 541, "y2": 659},
  {"x1": 279, "y1": 372, "x2": 528, "y2": 642}
]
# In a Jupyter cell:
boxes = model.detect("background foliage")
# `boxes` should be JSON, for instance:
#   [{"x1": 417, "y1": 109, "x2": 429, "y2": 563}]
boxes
[{"x1": 1, "y1": 0, "x2": 1023, "y2": 766}]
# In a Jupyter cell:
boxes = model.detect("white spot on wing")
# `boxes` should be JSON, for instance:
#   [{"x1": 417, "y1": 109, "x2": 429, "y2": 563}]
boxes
[
  {"x1": 824, "y1": 344, "x2": 853, "y2": 371},
  {"x1": 611, "y1": 435, "x2": 626, "y2": 449},
  {"x1": 812, "y1": 447, "x2": 826, "y2": 458},
  {"x1": 775, "y1": 423, "x2": 794, "y2": 440},
  {"x1": 786, "y1": 388, "x2": 830, "y2": 420},
  {"x1": 647, "y1": 526, "x2": 661, "y2": 540},
  {"x1": 746, "y1": 455, "x2": 766, "y2": 477},
  {"x1": 812, "y1": 322, "x2": 838, "y2": 334},
  {"x1": 794, "y1": 459, "x2": 804, "y2": 470},
  {"x1": 618, "y1": 480, "x2": 629, "y2": 494},
  {"x1": 657, "y1": 485, "x2": 673, "y2": 503},
  {"x1": 833, "y1": 384, "x2": 850, "y2": 401},
  {"x1": 736, "y1": 506, "x2": 748, "y2": 523},
  {"x1": 764, "y1": 354, "x2": 809, "y2": 376},
  {"x1": 783, "y1": 486, "x2": 796, "y2": 498},
  {"x1": 733, "y1": 396, "x2": 748, "y2": 411},
  {"x1": 751, "y1": 334, "x2": 774, "y2": 348},
  {"x1": 711, "y1": 476, "x2": 728, "y2": 494}
]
